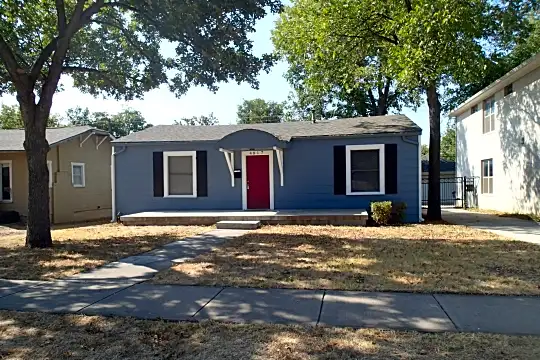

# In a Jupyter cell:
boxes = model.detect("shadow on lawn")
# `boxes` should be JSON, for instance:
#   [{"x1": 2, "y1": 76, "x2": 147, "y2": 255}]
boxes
[
  {"x1": 158, "y1": 230, "x2": 540, "y2": 295},
  {"x1": 0, "y1": 310, "x2": 537, "y2": 359},
  {"x1": 0, "y1": 234, "x2": 189, "y2": 281}
]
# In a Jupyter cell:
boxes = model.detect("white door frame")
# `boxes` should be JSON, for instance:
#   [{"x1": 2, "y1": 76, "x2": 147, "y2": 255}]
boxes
[{"x1": 241, "y1": 150, "x2": 274, "y2": 210}]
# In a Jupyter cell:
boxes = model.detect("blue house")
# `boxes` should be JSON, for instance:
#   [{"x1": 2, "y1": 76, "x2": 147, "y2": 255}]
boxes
[{"x1": 112, "y1": 115, "x2": 422, "y2": 223}]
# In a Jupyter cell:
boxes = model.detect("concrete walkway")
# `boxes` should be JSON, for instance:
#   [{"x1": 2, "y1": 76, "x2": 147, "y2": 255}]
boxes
[
  {"x1": 1, "y1": 279, "x2": 540, "y2": 335},
  {"x1": 1, "y1": 227, "x2": 540, "y2": 336},
  {"x1": 442, "y1": 208, "x2": 540, "y2": 245}
]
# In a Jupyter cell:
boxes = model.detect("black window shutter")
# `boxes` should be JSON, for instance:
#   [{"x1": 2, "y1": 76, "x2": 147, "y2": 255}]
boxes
[
  {"x1": 196, "y1": 151, "x2": 208, "y2": 197},
  {"x1": 334, "y1": 146, "x2": 346, "y2": 195},
  {"x1": 153, "y1": 152, "x2": 164, "y2": 197},
  {"x1": 385, "y1": 144, "x2": 398, "y2": 194}
]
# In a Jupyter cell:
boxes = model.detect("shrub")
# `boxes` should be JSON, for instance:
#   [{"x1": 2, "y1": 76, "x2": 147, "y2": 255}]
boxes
[
  {"x1": 391, "y1": 202, "x2": 407, "y2": 224},
  {"x1": 371, "y1": 201, "x2": 393, "y2": 225}
]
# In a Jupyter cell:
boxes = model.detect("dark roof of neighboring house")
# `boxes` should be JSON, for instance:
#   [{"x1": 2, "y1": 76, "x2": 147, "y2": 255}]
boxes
[
  {"x1": 113, "y1": 115, "x2": 421, "y2": 144},
  {"x1": 421, "y1": 156, "x2": 456, "y2": 173},
  {"x1": 0, "y1": 126, "x2": 110, "y2": 152}
]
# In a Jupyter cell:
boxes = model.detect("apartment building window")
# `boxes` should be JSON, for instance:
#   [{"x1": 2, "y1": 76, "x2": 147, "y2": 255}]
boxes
[
  {"x1": 471, "y1": 104, "x2": 479, "y2": 114},
  {"x1": 483, "y1": 97, "x2": 495, "y2": 133},
  {"x1": 481, "y1": 159, "x2": 493, "y2": 194},
  {"x1": 504, "y1": 83, "x2": 513, "y2": 96}
]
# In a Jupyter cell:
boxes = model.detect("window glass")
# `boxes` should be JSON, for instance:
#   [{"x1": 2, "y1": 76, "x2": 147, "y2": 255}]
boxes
[
  {"x1": 72, "y1": 164, "x2": 85, "y2": 187},
  {"x1": 1, "y1": 164, "x2": 11, "y2": 201},
  {"x1": 350, "y1": 149, "x2": 380, "y2": 193},
  {"x1": 483, "y1": 97, "x2": 495, "y2": 133},
  {"x1": 481, "y1": 159, "x2": 493, "y2": 194},
  {"x1": 168, "y1": 156, "x2": 194, "y2": 195}
]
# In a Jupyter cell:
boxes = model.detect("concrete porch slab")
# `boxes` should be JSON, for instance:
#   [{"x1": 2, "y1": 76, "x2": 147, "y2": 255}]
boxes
[
  {"x1": 81, "y1": 284, "x2": 222, "y2": 320},
  {"x1": 195, "y1": 287, "x2": 324, "y2": 326},
  {"x1": 319, "y1": 291, "x2": 456, "y2": 332},
  {"x1": 434, "y1": 294, "x2": 540, "y2": 335},
  {"x1": 120, "y1": 209, "x2": 368, "y2": 226}
]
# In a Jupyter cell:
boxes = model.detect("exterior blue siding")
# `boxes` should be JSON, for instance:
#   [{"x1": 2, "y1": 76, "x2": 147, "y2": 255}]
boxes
[{"x1": 114, "y1": 134, "x2": 420, "y2": 222}]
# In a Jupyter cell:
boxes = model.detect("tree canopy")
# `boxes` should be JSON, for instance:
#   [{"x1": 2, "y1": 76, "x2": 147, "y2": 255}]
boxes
[
  {"x1": 0, "y1": 0, "x2": 282, "y2": 248},
  {"x1": 65, "y1": 106, "x2": 152, "y2": 138},
  {"x1": 237, "y1": 98, "x2": 286, "y2": 123},
  {"x1": 175, "y1": 113, "x2": 219, "y2": 126},
  {"x1": 272, "y1": 0, "x2": 531, "y2": 220},
  {"x1": 0, "y1": 104, "x2": 60, "y2": 129}
]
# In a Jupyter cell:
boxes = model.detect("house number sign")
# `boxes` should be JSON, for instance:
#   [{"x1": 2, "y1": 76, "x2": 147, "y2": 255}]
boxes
[{"x1": 247, "y1": 150, "x2": 265, "y2": 155}]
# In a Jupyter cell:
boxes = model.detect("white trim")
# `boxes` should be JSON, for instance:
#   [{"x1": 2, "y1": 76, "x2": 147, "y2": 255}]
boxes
[
  {"x1": 273, "y1": 146, "x2": 284, "y2": 186},
  {"x1": 163, "y1": 151, "x2": 197, "y2": 198},
  {"x1": 418, "y1": 135, "x2": 423, "y2": 222},
  {"x1": 79, "y1": 133, "x2": 93, "y2": 147},
  {"x1": 71, "y1": 162, "x2": 86, "y2": 188},
  {"x1": 47, "y1": 160, "x2": 53, "y2": 188},
  {"x1": 241, "y1": 150, "x2": 274, "y2": 210},
  {"x1": 0, "y1": 160, "x2": 13, "y2": 203},
  {"x1": 219, "y1": 148, "x2": 235, "y2": 187},
  {"x1": 345, "y1": 144, "x2": 385, "y2": 196},
  {"x1": 111, "y1": 146, "x2": 116, "y2": 222},
  {"x1": 450, "y1": 52, "x2": 540, "y2": 117}
]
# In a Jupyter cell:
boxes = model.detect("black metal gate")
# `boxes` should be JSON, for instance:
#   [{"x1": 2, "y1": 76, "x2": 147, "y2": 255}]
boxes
[{"x1": 422, "y1": 176, "x2": 478, "y2": 208}]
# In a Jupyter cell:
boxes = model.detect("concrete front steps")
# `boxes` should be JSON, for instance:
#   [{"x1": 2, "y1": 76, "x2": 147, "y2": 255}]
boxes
[{"x1": 216, "y1": 220, "x2": 261, "y2": 230}]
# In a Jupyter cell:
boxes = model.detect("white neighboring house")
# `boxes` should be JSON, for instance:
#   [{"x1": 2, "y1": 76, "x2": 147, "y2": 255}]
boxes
[{"x1": 450, "y1": 52, "x2": 540, "y2": 214}]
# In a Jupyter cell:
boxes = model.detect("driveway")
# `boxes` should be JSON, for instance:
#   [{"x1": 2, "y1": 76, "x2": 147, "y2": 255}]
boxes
[{"x1": 442, "y1": 208, "x2": 540, "y2": 245}]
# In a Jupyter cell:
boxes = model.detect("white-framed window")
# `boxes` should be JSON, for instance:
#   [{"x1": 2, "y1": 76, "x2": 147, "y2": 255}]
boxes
[
  {"x1": 0, "y1": 160, "x2": 13, "y2": 203},
  {"x1": 481, "y1": 159, "x2": 493, "y2": 194},
  {"x1": 483, "y1": 97, "x2": 495, "y2": 133},
  {"x1": 345, "y1": 144, "x2": 385, "y2": 195},
  {"x1": 71, "y1": 162, "x2": 86, "y2": 188},
  {"x1": 47, "y1": 160, "x2": 53, "y2": 188},
  {"x1": 163, "y1": 151, "x2": 197, "y2": 198}
]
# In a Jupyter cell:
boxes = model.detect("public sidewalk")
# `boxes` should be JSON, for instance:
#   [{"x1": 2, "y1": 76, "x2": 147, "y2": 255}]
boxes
[
  {"x1": 1, "y1": 227, "x2": 540, "y2": 336},
  {"x1": 442, "y1": 208, "x2": 540, "y2": 245},
  {"x1": 1, "y1": 279, "x2": 540, "y2": 335}
]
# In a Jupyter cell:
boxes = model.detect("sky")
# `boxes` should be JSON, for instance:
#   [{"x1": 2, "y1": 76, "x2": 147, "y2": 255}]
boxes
[{"x1": 0, "y1": 10, "x2": 431, "y2": 144}]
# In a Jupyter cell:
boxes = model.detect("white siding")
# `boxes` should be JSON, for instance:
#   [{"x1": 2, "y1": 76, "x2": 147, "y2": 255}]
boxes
[{"x1": 456, "y1": 66, "x2": 540, "y2": 213}]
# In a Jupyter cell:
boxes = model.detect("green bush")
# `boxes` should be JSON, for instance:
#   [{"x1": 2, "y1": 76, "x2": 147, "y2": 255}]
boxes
[
  {"x1": 371, "y1": 201, "x2": 393, "y2": 225},
  {"x1": 391, "y1": 202, "x2": 407, "y2": 224}
]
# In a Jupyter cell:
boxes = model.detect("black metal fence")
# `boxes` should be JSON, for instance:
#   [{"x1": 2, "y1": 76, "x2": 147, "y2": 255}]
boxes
[{"x1": 422, "y1": 176, "x2": 478, "y2": 208}]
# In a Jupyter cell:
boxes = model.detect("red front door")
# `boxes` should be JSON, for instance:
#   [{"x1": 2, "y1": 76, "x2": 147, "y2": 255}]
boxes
[{"x1": 246, "y1": 155, "x2": 271, "y2": 209}]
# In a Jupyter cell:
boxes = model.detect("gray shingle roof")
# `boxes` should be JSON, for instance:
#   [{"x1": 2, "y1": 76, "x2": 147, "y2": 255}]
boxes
[
  {"x1": 113, "y1": 115, "x2": 421, "y2": 144},
  {"x1": 0, "y1": 126, "x2": 108, "y2": 151}
]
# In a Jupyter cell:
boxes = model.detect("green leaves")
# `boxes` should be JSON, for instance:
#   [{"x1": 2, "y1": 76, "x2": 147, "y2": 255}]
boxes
[
  {"x1": 0, "y1": 0, "x2": 282, "y2": 99},
  {"x1": 237, "y1": 98, "x2": 286, "y2": 124},
  {"x1": 65, "y1": 106, "x2": 152, "y2": 138}
]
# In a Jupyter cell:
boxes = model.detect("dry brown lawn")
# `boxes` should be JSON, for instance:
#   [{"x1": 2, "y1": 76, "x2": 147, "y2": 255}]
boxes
[
  {"x1": 153, "y1": 224, "x2": 540, "y2": 295},
  {"x1": 0, "y1": 311, "x2": 539, "y2": 360},
  {"x1": 0, "y1": 224, "x2": 210, "y2": 280}
]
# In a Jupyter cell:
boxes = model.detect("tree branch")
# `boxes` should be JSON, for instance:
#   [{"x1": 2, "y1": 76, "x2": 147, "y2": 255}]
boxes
[
  {"x1": 30, "y1": 39, "x2": 58, "y2": 81},
  {"x1": 56, "y1": 0, "x2": 67, "y2": 35},
  {"x1": 0, "y1": 35, "x2": 22, "y2": 82},
  {"x1": 404, "y1": 0, "x2": 412, "y2": 12}
]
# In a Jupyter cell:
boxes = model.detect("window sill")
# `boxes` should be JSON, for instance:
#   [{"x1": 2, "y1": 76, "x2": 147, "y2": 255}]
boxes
[
  {"x1": 346, "y1": 191, "x2": 385, "y2": 196},
  {"x1": 73, "y1": 185, "x2": 85, "y2": 188},
  {"x1": 0, "y1": 200, "x2": 13, "y2": 204},
  {"x1": 164, "y1": 194, "x2": 197, "y2": 198}
]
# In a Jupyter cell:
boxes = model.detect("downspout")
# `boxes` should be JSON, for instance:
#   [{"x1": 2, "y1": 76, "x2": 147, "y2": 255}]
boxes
[
  {"x1": 401, "y1": 135, "x2": 423, "y2": 223},
  {"x1": 111, "y1": 145, "x2": 126, "y2": 222}
]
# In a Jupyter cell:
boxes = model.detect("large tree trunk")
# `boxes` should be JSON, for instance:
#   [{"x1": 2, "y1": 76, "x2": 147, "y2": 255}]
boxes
[
  {"x1": 19, "y1": 96, "x2": 52, "y2": 248},
  {"x1": 426, "y1": 83, "x2": 442, "y2": 221}
]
